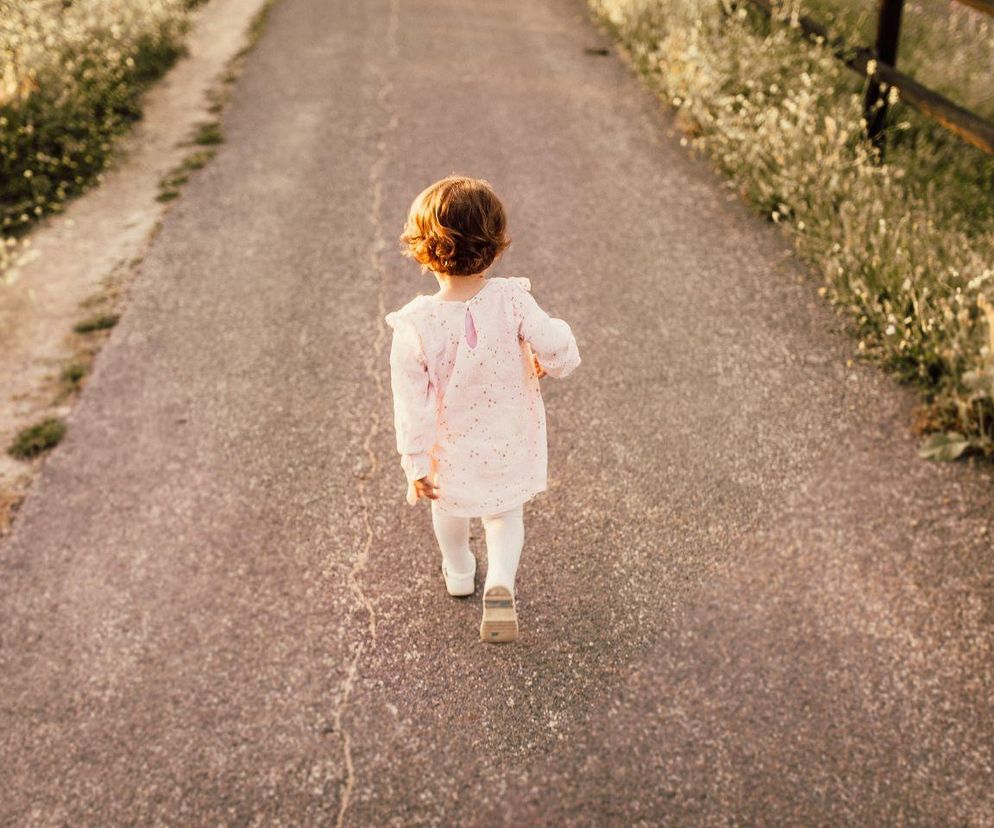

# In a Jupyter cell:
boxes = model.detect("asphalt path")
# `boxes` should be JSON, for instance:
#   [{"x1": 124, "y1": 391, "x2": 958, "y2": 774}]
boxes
[{"x1": 2, "y1": 0, "x2": 993, "y2": 824}]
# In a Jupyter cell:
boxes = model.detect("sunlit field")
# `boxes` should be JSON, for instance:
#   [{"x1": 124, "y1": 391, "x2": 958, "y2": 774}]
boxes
[
  {"x1": 0, "y1": 0, "x2": 202, "y2": 270},
  {"x1": 591, "y1": 0, "x2": 994, "y2": 458}
]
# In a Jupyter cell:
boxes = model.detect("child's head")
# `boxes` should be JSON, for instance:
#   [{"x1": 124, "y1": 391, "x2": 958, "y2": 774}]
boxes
[{"x1": 400, "y1": 175, "x2": 510, "y2": 277}]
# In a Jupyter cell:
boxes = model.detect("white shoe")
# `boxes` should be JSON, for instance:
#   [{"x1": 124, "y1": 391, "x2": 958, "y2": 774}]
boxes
[{"x1": 441, "y1": 558, "x2": 476, "y2": 596}]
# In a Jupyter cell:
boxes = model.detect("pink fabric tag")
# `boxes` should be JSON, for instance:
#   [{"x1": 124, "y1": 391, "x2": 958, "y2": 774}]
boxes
[{"x1": 464, "y1": 307, "x2": 478, "y2": 348}]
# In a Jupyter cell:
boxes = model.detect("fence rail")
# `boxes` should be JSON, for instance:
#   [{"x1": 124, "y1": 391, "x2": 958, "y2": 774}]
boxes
[
  {"x1": 743, "y1": 0, "x2": 994, "y2": 157},
  {"x1": 956, "y1": 0, "x2": 994, "y2": 16}
]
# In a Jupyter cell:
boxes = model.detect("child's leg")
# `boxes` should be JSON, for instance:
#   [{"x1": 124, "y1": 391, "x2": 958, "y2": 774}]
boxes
[
  {"x1": 481, "y1": 504, "x2": 524, "y2": 595},
  {"x1": 430, "y1": 500, "x2": 475, "y2": 574}
]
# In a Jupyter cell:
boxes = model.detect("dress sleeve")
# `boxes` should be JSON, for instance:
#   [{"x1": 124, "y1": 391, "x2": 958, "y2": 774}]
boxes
[
  {"x1": 508, "y1": 278, "x2": 581, "y2": 379},
  {"x1": 385, "y1": 311, "x2": 437, "y2": 504}
]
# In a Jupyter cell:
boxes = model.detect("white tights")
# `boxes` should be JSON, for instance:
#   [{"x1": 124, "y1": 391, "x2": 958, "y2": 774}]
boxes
[{"x1": 430, "y1": 500, "x2": 524, "y2": 595}]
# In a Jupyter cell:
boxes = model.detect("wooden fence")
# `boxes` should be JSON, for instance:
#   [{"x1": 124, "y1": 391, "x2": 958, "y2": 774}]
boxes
[{"x1": 744, "y1": 0, "x2": 994, "y2": 157}]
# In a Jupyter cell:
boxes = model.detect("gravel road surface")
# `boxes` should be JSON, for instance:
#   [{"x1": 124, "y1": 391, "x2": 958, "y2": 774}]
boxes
[{"x1": 2, "y1": 0, "x2": 992, "y2": 824}]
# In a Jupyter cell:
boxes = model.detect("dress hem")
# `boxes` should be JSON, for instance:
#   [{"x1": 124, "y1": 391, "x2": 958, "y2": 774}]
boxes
[{"x1": 429, "y1": 483, "x2": 547, "y2": 518}]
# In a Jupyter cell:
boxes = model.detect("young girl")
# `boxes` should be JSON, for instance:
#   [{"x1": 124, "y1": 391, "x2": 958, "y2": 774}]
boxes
[{"x1": 385, "y1": 175, "x2": 580, "y2": 643}]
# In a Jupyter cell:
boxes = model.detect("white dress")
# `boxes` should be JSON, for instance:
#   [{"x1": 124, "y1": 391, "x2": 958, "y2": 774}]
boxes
[{"x1": 384, "y1": 276, "x2": 581, "y2": 517}]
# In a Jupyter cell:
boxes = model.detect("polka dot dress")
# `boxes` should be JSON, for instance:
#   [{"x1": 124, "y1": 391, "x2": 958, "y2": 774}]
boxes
[{"x1": 385, "y1": 276, "x2": 581, "y2": 517}]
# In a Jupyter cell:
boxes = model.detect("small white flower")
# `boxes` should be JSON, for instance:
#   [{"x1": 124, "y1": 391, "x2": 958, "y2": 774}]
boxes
[{"x1": 885, "y1": 324, "x2": 896, "y2": 336}]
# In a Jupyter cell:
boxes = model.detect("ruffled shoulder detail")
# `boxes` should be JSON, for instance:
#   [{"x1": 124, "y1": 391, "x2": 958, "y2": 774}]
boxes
[
  {"x1": 506, "y1": 276, "x2": 531, "y2": 292},
  {"x1": 385, "y1": 295, "x2": 434, "y2": 367},
  {"x1": 384, "y1": 294, "x2": 433, "y2": 330}
]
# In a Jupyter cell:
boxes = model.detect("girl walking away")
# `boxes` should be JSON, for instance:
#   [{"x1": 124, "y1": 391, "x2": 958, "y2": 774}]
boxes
[{"x1": 385, "y1": 175, "x2": 581, "y2": 643}]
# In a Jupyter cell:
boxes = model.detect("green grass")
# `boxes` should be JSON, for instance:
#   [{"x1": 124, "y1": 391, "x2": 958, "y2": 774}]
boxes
[
  {"x1": 156, "y1": 141, "x2": 219, "y2": 203},
  {"x1": 181, "y1": 148, "x2": 216, "y2": 170},
  {"x1": 190, "y1": 121, "x2": 224, "y2": 146},
  {"x1": 60, "y1": 363, "x2": 87, "y2": 386},
  {"x1": 238, "y1": 0, "x2": 278, "y2": 59},
  {"x1": 8, "y1": 418, "x2": 66, "y2": 460},
  {"x1": 73, "y1": 313, "x2": 120, "y2": 334}
]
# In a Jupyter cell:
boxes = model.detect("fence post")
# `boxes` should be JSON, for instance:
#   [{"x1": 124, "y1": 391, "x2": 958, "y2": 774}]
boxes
[{"x1": 864, "y1": 0, "x2": 905, "y2": 157}]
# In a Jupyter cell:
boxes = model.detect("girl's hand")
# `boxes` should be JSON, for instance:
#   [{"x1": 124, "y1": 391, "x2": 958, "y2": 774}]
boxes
[
  {"x1": 532, "y1": 353, "x2": 547, "y2": 378},
  {"x1": 413, "y1": 476, "x2": 439, "y2": 500}
]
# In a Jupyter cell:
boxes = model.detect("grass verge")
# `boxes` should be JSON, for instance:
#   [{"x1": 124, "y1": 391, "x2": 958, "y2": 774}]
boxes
[
  {"x1": 0, "y1": 0, "x2": 202, "y2": 272},
  {"x1": 590, "y1": 0, "x2": 994, "y2": 459}
]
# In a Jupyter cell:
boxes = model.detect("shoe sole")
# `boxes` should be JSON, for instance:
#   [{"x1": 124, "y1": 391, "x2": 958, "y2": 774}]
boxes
[{"x1": 480, "y1": 586, "x2": 518, "y2": 643}]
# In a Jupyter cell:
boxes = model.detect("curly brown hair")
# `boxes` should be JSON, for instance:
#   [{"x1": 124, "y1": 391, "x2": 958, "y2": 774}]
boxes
[{"x1": 399, "y1": 175, "x2": 511, "y2": 277}]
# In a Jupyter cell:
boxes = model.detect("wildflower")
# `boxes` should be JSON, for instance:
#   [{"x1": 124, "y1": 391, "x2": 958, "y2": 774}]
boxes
[
  {"x1": 885, "y1": 324, "x2": 896, "y2": 336},
  {"x1": 866, "y1": 58, "x2": 878, "y2": 76},
  {"x1": 969, "y1": 270, "x2": 993, "y2": 290}
]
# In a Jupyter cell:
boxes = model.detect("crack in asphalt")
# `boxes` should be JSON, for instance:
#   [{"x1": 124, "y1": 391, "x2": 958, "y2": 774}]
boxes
[{"x1": 334, "y1": 2, "x2": 399, "y2": 825}]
